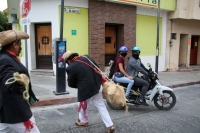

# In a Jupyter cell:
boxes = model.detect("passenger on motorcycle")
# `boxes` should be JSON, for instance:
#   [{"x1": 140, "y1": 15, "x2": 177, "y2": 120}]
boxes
[
  {"x1": 112, "y1": 46, "x2": 134, "y2": 102},
  {"x1": 126, "y1": 46, "x2": 150, "y2": 106}
]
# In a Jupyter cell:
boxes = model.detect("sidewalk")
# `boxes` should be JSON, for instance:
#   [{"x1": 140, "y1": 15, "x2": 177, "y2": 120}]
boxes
[{"x1": 31, "y1": 71, "x2": 200, "y2": 107}]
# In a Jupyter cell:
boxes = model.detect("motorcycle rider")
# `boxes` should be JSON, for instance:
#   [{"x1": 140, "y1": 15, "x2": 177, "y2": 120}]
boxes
[
  {"x1": 112, "y1": 46, "x2": 134, "y2": 102},
  {"x1": 126, "y1": 46, "x2": 150, "y2": 105}
]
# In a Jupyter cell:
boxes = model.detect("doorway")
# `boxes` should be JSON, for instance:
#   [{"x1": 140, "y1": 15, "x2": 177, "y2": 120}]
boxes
[
  {"x1": 190, "y1": 36, "x2": 199, "y2": 65},
  {"x1": 179, "y1": 34, "x2": 188, "y2": 67},
  {"x1": 105, "y1": 26, "x2": 117, "y2": 66},
  {"x1": 35, "y1": 23, "x2": 52, "y2": 69}
]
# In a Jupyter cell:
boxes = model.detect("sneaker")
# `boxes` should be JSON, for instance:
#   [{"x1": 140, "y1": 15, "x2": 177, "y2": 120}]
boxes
[
  {"x1": 136, "y1": 99, "x2": 143, "y2": 105},
  {"x1": 143, "y1": 102, "x2": 149, "y2": 106},
  {"x1": 136, "y1": 99, "x2": 149, "y2": 106},
  {"x1": 126, "y1": 96, "x2": 130, "y2": 102},
  {"x1": 143, "y1": 100, "x2": 149, "y2": 106}
]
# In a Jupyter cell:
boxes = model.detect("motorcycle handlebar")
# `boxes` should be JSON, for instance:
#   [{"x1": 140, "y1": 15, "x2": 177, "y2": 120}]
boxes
[
  {"x1": 149, "y1": 68, "x2": 152, "y2": 72},
  {"x1": 147, "y1": 64, "x2": 159, "y2": 80}
]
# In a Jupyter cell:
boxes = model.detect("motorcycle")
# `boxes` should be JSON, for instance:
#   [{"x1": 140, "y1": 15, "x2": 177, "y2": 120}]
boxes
[{"x1": 107, "y1": 63, "x2": 176, "y2": 110}]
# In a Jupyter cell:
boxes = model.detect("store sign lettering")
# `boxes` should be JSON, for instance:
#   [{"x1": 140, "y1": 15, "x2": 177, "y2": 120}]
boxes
[
  {"x1": 64, "y1": 7, "x2": 80, "y2": 13},
  {"x1": 20, "y1": 18, "x2": 30, "y2": 25},
  {"x1": 105, "y1": 0, "x2": 157, "y2": 7},
  {"x1": 134, "y1": 0, "x2": 157, "y2": 4}
]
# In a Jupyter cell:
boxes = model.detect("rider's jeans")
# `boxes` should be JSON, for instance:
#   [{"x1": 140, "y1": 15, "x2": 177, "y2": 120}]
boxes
[{"x1": 112, "y1": 75, "x2": 134, "y2": 96}]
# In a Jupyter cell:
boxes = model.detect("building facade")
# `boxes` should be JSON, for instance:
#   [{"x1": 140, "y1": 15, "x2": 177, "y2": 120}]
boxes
[
  {"x1": 8, "y1": 0, "x2": 88, "y2": 75},
  {"x1": 90, "y1": 0, "x2": 175, "y2": 71},
  {"x1": 7, "y1": 0, "x2": 176, "y2": 75},
  {"x1": 166, "y1": 0, "x2": 200, "y2": 71}
]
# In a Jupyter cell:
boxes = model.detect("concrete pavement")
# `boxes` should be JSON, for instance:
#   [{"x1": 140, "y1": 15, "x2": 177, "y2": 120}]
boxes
[
  {"x1": 32, "y1": 85, "x2": 200, "y2": 133},
  {"x1": 31, "y1": 71, "x2": 200, "y2": 107}
]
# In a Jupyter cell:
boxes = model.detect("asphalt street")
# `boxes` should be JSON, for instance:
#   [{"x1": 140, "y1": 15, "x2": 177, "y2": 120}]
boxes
[{"x1": 32, "y1": 84, "x2": 200, "y2": 133}]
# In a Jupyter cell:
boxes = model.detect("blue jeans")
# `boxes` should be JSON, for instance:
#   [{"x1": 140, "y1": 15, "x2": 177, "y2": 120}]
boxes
[{"x1": 112, "y1": 74, "x2": 134, "y2": 96}]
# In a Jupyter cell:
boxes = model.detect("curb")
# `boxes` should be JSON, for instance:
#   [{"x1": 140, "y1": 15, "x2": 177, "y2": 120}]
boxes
[
  {"x1": 167, "y1": 81, "x2": 200, "y2": 88},
  {"x1": 32, "y1": 81, "x2": 200, "y2": 107},
  {"x1": 32, "y1": 96, "x2": 77, "y2": 107}
]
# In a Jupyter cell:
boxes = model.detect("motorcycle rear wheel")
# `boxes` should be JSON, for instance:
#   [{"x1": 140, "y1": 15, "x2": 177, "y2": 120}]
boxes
[
  {"x1": 154, "y1": 90, "x2": 176, "y2": 110},
  {"x1": 106, "y1": 101, "x2": 125, "y2": 110}
]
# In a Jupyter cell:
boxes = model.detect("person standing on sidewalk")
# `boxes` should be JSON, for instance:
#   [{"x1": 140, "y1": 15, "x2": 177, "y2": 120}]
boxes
[
  {"x1": 0, "y1": 30, "x2": 40, "y2": 133},
  {"x1": 63, "y1": 51, "x2": 115, "y2": 133}
]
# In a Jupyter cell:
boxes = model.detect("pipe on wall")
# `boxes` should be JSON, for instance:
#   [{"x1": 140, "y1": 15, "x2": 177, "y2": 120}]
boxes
[{"x1": 169, "y1": 19, "x2": 173, "y2": 71}]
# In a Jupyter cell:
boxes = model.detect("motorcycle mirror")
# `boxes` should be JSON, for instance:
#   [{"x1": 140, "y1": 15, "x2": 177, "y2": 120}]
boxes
[{"x1": 147, "y1": 63, "x2": 151, "y2": 67}]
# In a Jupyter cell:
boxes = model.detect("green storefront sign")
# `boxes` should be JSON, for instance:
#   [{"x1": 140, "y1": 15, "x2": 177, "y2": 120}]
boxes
[
  {"x1": 104, "y1": 0, "x2": 176, "y2": 11},
  {"x1": 71, "y1": 30, "x2": 76, "y2": 36}
]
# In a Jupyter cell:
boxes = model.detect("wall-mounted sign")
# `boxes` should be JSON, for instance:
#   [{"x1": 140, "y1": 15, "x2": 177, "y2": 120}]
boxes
[
  {"x1": 188, "y1": 38, "x2": 191, "y2": 45},
  {"x1": 64, "y1": 7, "x2": 80, "y2": 13},
  {"x1": 100, "y1": 0, "x2": 176, "y2": 11},
  {"x1": 22, "y1": 0, "x2": 31, "y2": 18},
  {"x1": 20, "y1": 18, "x2": 30, "y2": 25},
  {"x1": 103, "y1": 0, "x2": 157, "y2": 8},
  {"x1": 71, "y1": 30, "x2": 77, "y2": 36},
  {"x1": 195, "y1": 42, "x2": 197, "y2": 47}
]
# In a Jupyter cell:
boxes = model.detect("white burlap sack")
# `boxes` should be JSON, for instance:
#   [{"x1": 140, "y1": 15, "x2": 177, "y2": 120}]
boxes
[{"x1": 102, "y1": 81, "x2": 126, "y2": 107}]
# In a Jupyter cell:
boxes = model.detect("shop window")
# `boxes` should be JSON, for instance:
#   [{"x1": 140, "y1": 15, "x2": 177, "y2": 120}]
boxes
[
  {"x1": 171, "y1": 33, "x2": 177, "y2": 40},
  {"x1": 105, "y1": 37, "x2": 111, "y2": 43},
  {"x1": 42, "y1": 36, "x2": 49, "y2": 44}
]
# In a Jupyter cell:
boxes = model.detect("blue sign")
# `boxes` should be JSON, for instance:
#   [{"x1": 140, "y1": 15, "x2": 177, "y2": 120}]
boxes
[{"x1": 58, "y1": 42, "x2": 66, "y2": 68}]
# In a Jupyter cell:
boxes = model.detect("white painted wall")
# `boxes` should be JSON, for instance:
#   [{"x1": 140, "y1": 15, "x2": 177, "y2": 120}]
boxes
[
  {"x1": 21, "y1": 0, "x2": 88, "y2": 74},
  {"x1": 137, "y1": 7, "x2": 168, "y2": 72}
]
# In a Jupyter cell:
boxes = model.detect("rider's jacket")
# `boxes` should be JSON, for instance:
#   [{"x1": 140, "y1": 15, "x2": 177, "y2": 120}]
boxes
[{"x1": 126, "y1": 56, "x2": 149, "y2": 77}]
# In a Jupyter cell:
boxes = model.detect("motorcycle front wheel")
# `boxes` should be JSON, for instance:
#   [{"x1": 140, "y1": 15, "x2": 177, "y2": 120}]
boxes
[
  {"x1": 106, "y1": 101, "x2": 125, "y2": 110},
  {"x1": 154, "y1": 90, "x2": 176, "y2": 110}
]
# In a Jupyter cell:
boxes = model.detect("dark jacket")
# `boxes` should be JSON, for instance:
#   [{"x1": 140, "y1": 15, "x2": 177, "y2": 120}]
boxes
[
  {"x1": 66, "y1": 56, "x2": 102, "y2": 102},
  {"x1": 0, "y1": 50, "x2": 38, "y2": 124}
]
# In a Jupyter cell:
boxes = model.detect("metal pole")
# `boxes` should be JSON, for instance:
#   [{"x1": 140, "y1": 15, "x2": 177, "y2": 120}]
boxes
[
  {"x1": 60, "y1": 0, "x2": 64, "y2": 41},
  {"x1": 24, "y1": 25, "x2": 28, "y2": 70},
  {"x1": 155, "y1": 0, "x2": 160, "y2": 73},
  {"x1": 53, "y1": 0, "x2": 69, "y2": 95}
]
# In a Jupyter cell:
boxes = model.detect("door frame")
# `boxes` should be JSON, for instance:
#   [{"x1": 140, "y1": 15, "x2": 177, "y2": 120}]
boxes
[
  {"x1": 105, "y1": 24, "x2": 119, "y2": 66},
  {"x1": 34, "y1": 23, "x2": 52, "y2": 69},
  {"x1": 179, "y1": 34, "x2": 188, "y2": 67},
  {"x1": 190, "y1": 35, "x2": 199, "y2": 65}
]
